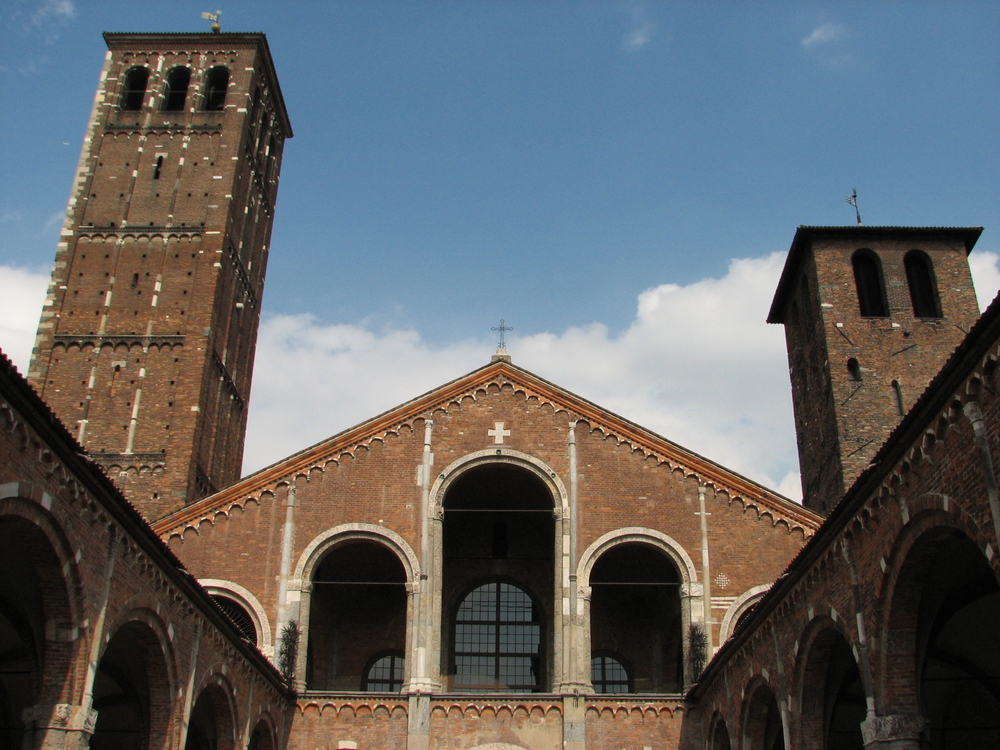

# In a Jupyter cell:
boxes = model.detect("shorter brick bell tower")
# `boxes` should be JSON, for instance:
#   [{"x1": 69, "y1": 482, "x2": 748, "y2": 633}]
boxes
[{"x1": 768, "y1": 226, "x2": 981, "y2": 514}]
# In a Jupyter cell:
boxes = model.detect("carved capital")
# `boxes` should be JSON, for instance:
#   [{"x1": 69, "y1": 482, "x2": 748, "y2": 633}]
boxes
[
  {"x1": 860, "y1": 714, "x2": 927, "y2": 745},
  {"x1": 22, "y1": 703, "x2": 98, "y2": 735}
]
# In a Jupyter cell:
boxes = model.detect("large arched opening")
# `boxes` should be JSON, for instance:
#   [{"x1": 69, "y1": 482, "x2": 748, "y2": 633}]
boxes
[
  {"x1": 90, "y1": 619, "x2": 172, "y2": 750},
  {"x1": 0, "y1": 513, "x2": 76, "y2": 750},
  {"x1": 796, "y1": 623, "x2": 865, "y2": 749},
  {"x1": 885, "y1": 525, "x2": 1000, "y2": 747},
  {"x1": 184, "y1": 682, "x2": 236, "y2": 750},
  {"x1": 589, "y1": 542, "x2": 683, "y2": 693},
  {"x1": 742, "y1": 679, "x2": 785, "y2": 750},
  {"x1": 441, "y1": 463, "x2": 555, "y2": 692},
  {"x1": 305, "y1": 540, "x2": 408, "y2": 691}
]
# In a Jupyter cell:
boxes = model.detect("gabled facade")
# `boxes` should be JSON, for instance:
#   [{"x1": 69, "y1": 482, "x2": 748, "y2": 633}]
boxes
[{"x1": 154, "y1": 360, "x2": 818, "y2": 750}]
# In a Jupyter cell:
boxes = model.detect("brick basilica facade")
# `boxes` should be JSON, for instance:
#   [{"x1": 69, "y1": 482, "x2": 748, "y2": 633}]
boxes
[{"x1": 1, "y1": 29, "x2": 997, "y2": 750}]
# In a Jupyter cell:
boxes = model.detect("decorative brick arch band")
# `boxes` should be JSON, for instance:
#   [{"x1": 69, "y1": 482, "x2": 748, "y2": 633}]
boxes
[
  {"x1": 291, "y1": 522, "x2": 421, "y2": 587},
  {"x1": 576, "y1": 527, "x2": 699, "y2": 593},
  {"x1": 199, "y1": 579, "x2": 273, "y2": 657},
  {"x1": 429, "y1": 449, "x2": 570, "y2": 514}
]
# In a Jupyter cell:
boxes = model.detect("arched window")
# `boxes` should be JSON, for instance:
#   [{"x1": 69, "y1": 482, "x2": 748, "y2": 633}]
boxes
[
  {"x1": 905, "y1": 250, "x2": 942, "y2": 318},
  {"x1": 120, "y1": 67, "x2": 149, "y2": 111},
  {"x1": 161, "y1": 67, "x2": 191, "y2": 112},
  {"x1": 210, "y1": 594, "x2": 257, "y2": 645},
  {"x1": 591, "y1": 652, "x2": 632, "y2": 693},
  {"x1": 453, "y1": 581, "x2": 542, "y2": 692},
  {"x1": 852, "y1": 249, "x2": 888, "y2": 317},
  {"x1": 362, "y1": 651, "x2": 405, "y2": 692},
  {"x1": 202, "y1": 67, "x2": 229, "y2": 111}
]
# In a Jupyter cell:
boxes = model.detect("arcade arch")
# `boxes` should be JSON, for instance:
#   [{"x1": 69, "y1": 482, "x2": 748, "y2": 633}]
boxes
[
  {"x1": 795, "y1": 621, "x2": 865, "y2": 749},
  {"x1": 742, "y1": 678, "x2": 785, "y2": 750},
  {"x1": 90, "y1": 618, "x2": 173, "y2": 750},
  {"x1": 883, "y1": 522, "x2": 1000, "y2": 748},
  {"x1": 184, "y1": 680, "x2": 236, "y2": 750},
  {"x1": 0, "y1": 510, "x2": 79, "y2": 750}
]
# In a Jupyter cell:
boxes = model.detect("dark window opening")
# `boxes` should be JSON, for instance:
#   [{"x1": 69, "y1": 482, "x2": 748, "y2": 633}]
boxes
[
  {"x1": 592, "y1": 652, "x2": 632, "y2": 693},
  {"x1": 153, "y1": 156, "x2": 163, "y2": 179},
  {"x1": 892, "y1": 380, "x2": 905, "y2": 416},
  {"x1": 848, "y1": 358, "x2": 862, "y2": 381},
  {"x1": 905, "y1": 250, "x2": 942, "y2": 318},
  {"x1": 131, "y1": 273, "x2": 139, "y2": 288},
  {"x1": 161, "y1": 67, "x2": 190, "y2": 112},
  {"x1": 120, "y1": 67, "x2": 149, "y2": 111},
  {"x1": 852, "y1": 249, "x2": 888, "y2": 317},
  {"x1": 362, "y1": 651, "x2": 405, "y2": 692},
  {"x1": 202, "y1": 67, "x2": 229, "y2": 111},
  {"x1": 453, "y1": 582, "x2": 542, "y2": 693}
]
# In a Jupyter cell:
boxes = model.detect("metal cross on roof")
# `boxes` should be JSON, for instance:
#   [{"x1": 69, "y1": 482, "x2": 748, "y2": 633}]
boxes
[{"x1": 491, "y1": 319, "x2": 513, "y2": 352}]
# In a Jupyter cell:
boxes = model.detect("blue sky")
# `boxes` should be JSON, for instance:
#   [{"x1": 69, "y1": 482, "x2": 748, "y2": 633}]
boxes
[{"x1": 2, "y1": 1, "x2": 999, "y2": 497}]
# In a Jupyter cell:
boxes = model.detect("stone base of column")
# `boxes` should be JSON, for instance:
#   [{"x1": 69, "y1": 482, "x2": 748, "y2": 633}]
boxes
[
  {"x1": 407, "y1": 693, "x2": 431, "y2": 750},
  {"x1": 22, "y1": 703, "x2": 98, "y2": 750},
  {"x1": 861, "y1": 714, "x2": 928, "y2": 750},
  {"x1": 563, "y1": 694, "x2": 587, "y2": 750}
]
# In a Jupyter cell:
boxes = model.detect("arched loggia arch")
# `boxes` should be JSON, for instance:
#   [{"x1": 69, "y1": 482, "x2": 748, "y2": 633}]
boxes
[
  {"x1": 291, "y1": 524, "x2": 419, "y2": 693},
  {"x1": 578, "y1": 528, "x2": 699, "y2": 691},
  {"x1": 427, "y1": 450, "x2": 568, "y2": 692}
]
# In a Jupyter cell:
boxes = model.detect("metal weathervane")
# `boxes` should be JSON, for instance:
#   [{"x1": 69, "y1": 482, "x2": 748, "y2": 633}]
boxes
[
  {"x1": 491, "y1": 319, "x2": 513, "y2": 353},
  {"x1": 201, "y1": 9, "x2": 222, "y2": 33},
  {"x1": 846, "y1": 189, "x2": 862, "y2": 225}
]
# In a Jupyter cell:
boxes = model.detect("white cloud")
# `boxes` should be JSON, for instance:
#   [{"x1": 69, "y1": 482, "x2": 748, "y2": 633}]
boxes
[
  {"x1": 245, "y1": 253, "x2": 803, "y2": 497},
  {"x1": 970, "y1": 250, "x2": 1000, "y2": 311},
  {"x1": 802, "y1": 23, "x2": 847, "y2": 48},
  {"x1": 30, "y1": 0, "x2": 75, "y2": 29},
  {"x1": 0, "y1": 265, "x2": 49, "y2": 374},
  {"x1": 624, "y1": 23, "x2": 654, "y2": 50}
]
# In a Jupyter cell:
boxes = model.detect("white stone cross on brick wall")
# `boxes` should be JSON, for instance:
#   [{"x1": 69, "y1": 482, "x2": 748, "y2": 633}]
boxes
[{"x1": 488, "y1": 421, "x2": 511, "y2": 445}]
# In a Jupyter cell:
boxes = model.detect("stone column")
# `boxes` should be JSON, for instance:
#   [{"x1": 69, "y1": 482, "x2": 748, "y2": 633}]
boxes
[{"x1": 860, "y1": 714, "x2": 928, "y2": 750}]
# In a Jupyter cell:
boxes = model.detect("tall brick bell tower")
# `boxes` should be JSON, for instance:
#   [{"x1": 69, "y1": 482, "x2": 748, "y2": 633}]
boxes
[
  {"x1": 768, "y1": 226, "x2": 982, "y2": 514},
  {"x1": 28, "y1": 32, "x2": 292, "y2": 520}
]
